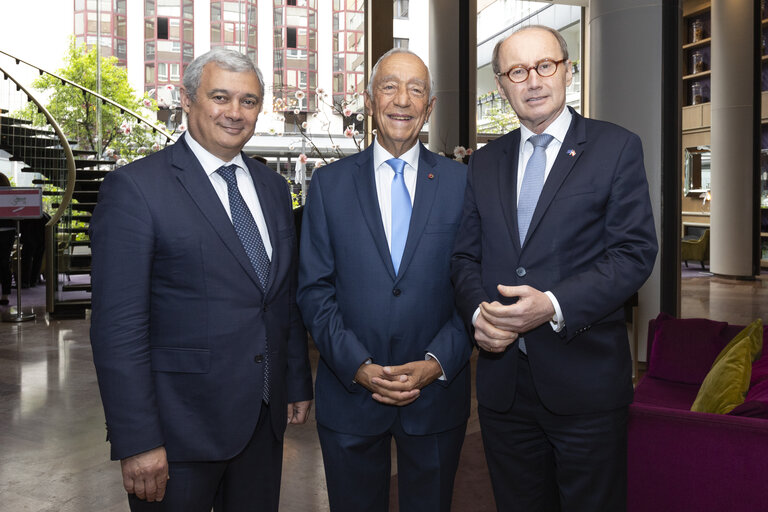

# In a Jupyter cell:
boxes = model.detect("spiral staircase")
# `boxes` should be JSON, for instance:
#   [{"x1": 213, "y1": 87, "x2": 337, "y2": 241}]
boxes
[{"x1": 0, "y1": 51, "x2": 175, "y2": 317}]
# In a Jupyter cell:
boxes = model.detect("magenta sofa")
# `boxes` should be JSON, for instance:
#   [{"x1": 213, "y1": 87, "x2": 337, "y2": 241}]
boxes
[{"x1": 628, "y1": 313, "x2": 768, "y2": 512}]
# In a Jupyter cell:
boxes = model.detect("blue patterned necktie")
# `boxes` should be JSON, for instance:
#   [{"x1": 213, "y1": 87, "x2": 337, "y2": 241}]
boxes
[
  {"x1": 517, "y1": 134, "x2": 552, "y2": 355},
  {"x1": 217, "y1": 164, "x2": 271, "y2": 401},
  {"x1": 387, "y1": 158, "x2": 411, "y2": 275},
  {"x1": 518, "y1": 133, "x2": 554, "y2": 246}
]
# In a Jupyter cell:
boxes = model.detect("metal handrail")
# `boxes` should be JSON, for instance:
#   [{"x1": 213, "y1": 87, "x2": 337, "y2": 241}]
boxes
[
  {"x1": 0, "y1": 63, "x2": 76, "y2": 225},
  {"x1": 0, "y1": 49, "x2": 177, "y2": 143}
]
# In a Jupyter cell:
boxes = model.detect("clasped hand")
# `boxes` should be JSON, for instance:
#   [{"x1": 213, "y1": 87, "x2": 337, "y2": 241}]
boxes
[
  {"x1": 354, "y1": 359, "x2": 442, "y2": 406},
  {"x1": 474, "y1": 284, "x2": 555, "y2": 353}
]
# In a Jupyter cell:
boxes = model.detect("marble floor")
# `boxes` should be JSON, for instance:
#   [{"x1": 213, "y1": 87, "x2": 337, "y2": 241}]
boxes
[{"x1": 1, "y1": 269, "x2": 766, "y2": 511}]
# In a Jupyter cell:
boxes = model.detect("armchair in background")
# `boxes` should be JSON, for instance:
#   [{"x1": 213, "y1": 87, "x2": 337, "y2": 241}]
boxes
[{"x1": 681, "y1": 228, "x2": 709, "y2": 270}]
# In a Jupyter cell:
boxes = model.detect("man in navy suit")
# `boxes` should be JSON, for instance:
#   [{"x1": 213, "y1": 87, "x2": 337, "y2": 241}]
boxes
[
  {"x1": 451, "y1": 26, "x2": 657, "y2": 511},
  {"x1": 90, "y1": 48, "x2": 313, "y2": 511},
  {"x1": 298, "y1": 49, "x2": 472, "y2": 512}
]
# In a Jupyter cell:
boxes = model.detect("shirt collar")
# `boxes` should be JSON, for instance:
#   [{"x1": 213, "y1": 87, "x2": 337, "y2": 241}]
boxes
[
  {"x1": 185, "y1": 131, "x2": 247, "y2": 177},
  {"x1": 519, "y1": 107, "x2": 572, "y2": 147},
  {"x1": 372, "y1": 137, "x2": 421, "y2": 172}
]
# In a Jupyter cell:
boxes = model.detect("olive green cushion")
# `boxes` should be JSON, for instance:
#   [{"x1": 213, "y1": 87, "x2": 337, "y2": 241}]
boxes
[{"x1": 691, "y1": 319, "x2": 763, "y2": 415}]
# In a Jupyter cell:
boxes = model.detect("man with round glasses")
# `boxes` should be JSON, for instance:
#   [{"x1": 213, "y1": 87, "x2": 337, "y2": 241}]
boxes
[{"x1": 451, "y1": 25, "x2": 657, "y2": 511}]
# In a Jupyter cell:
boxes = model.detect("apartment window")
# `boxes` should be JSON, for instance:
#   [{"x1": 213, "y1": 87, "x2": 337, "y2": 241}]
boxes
[
  {"x1": 170, "y1": 63, "x2": 180, "y2": 81},
  {"x1": 158, "y1": 62, "x2": 168, "y2": 82},
  {"x1": 158, "y1": 17, "x2": 169, "y2": 39},
  {"x1": 287, "y1": 27, "x2": 297, "y2": 48},
  {"x1": 393, "y1": 37, "x2": 408, "y2": 49},
  {"x1": 394, "y1": 0, "x2": 408, "y2": 19}
]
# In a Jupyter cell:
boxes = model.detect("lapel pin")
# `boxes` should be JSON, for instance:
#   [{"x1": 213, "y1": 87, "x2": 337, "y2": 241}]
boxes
[
  {"x1": 427, "y1": 173, "x2": 435, "y2": 180},
  {"x1": 567, "y1": 149, "x2": 576, "y2": 157}
]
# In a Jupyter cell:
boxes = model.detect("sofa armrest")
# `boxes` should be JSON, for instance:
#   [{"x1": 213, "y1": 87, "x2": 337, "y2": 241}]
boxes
[{"x1": 628, "y1": 403, "x2": 768, "y2": 512}]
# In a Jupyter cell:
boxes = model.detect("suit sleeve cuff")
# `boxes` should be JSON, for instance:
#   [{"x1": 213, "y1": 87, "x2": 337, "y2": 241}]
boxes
[
  {"x1": 425, "y1": 353, "x2": 447, "y2": 381},
  {"x1": 544, "y1": 291, "x2": 565, "y2": 332}
]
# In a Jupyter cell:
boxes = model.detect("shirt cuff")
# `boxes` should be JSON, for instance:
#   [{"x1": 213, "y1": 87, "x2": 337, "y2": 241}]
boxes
[
  {"x1": 544, "y1": 291, "x2": 565, "y2": 332},
  {"x1": 426, "y1": 353, "x2": 447, "y2": 381},
  {"x1": 472, "y1": 306, "x2": 481, "y2": 326},
  {"x1": 352, "y1": 358, "x2": 372, "y2": 384}
]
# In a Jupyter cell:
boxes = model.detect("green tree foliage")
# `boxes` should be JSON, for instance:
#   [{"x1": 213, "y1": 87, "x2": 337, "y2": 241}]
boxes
[
  {"x1": 17, "y1": 38, "x2": 160, "y2": 162},
  {"x1": 485, "y1": 104, "x2": 520, "y2": 135}
]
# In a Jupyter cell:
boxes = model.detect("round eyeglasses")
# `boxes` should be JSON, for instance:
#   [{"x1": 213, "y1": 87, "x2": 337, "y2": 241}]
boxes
[{"x1": 496, "y1": 59, "x2": 568, "y2": 83}]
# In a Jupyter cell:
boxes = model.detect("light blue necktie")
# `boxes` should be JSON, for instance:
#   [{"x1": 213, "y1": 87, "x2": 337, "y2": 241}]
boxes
[
  {"x1": 387, "y1": 158, "x2": 411, "y2": 275},
  {"x1": 516, "y1": 134, "x2": 553, "y2": 354},
  {"x1": 217, "y1": 164, "x2": 271, "y2": 401},
  {"x1": 518, "y1": 133, "x2": 554, "y2": 246}
]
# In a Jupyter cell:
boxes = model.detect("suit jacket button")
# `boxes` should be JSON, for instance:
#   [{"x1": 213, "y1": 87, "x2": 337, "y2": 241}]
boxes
[
  {"x1": 392, "y1": 288, "x2": 401, "y2": 297},
  {"x1": 516, "y1": 267, "x2": 526, "y2": 277},
  {"x1": 254, "y1": 354, "x2": 264, "y2": 363}
]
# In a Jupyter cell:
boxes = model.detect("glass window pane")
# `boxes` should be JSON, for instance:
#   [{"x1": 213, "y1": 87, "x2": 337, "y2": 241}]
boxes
[
  {"x1": 211, "y1": 23, "x2": 220, "y2": 42},
  {"x1": 211, "y1": 3, "x2": 221, "y2": 21},
  {"x1": 297, "y1": 28, "x2": 307, "y2": 48},
  {"x1": 145, "y1": 41, "x2": 155, "y2": 59},
  {"x1": 145, "y1": 0, "x2": 155, "y2": 16},
  {"x1": 87, "y1": 12, "x2": 97, "y2": 33},
  {"x1": 145, "y1": 64, "x2": 155, "y2": 82},
  {"x1": 158, "y1": 62, "x2": 167, "y2": 82},
  {"x1": 75, "y1": 13, "x2": 84, "y2": 33},
  {"x1": 116, "y1": 16, "x2": 127, "y2": 37},
  {"x1": 157, "y1": 0, "x2": 178, "y2": 17},
  {"x1": 224, "y1": 23, "x2": 235, "y2": 43},
  {"x1": 145, "y1": 19, "x2": 155, "y2": 38},
  {"x1": 183, "y1": 20, "x2": 193, "y2": 41},
  {"x1": 116, "y1": 39, "x2": 127, "y2": 58},
  {"x1": 183, "y1": 42, "x2": 194, "y2": 62},
  {"x1": 286, "y1": 7, "x2": 306, "y2": 26},
  {"x1": 347, "y1": 12, "x2": 362, "y2": 31},
  {"x1": 170, "y1": 63, "x2": 180, "y2": 81},
  {"x1": 169, "y1": 18, "x2": 180, "y2": 39},
  {"x1": 100, "y1": 13, "x2": 110, "y2": 34}
]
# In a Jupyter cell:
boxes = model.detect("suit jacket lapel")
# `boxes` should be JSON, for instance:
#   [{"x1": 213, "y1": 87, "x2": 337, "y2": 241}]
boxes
[
  {"x1": 351, "y1": 146, "x2": 396, "y2": 280},
  {"x1": 498, "y1": 130, "x2": 522, "y2": 250},
  {"x1": 170, "y1": 140, "x2": 265, "y2": 293},
  {"x1": 244, "y1": 156, "x2": 280, "y2": 296},
  {"x1": 396, "y1": 143, "x2": 438, "y2": 282},
  {"x1": 525, "y1": 112, "x2": 586, "y2": 245}
]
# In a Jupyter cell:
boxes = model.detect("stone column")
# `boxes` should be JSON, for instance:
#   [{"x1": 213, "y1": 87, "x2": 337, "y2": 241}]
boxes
[
  {"x1": 427, "y1": 0, "x2": 476, "y2": 154},
  {"x1": 589, "y1": 0, "x2": 669, "y2": 359},
  {"x1": 710, "y1": 0, "x2": 755, "y2": 277}
]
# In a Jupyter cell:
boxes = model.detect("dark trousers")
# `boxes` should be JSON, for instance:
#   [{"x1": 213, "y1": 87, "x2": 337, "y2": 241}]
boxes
[
  {"x1": 479, "y1": 352, "x2": 628, "y2": 512},
  {"x1": 128, "y1": 402, "x2": 282, "y2": 512},
  {"x1": 317, "y1": 416, "x2": 466, "y2": 512}
]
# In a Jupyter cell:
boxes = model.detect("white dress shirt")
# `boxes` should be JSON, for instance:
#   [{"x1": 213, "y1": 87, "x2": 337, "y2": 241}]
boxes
[
  {"x1": 369, "y1": 138, "x2": 445, "y2": 379},
  {"x1": 184, "y1": 131, "x2": 272, "y2": 259},
  {"x1": 472, "y1": 107, "x2": 573, "y2": 333},
  {"x1": 372, "y1": 138, "x2": 419, "y2": 250}
]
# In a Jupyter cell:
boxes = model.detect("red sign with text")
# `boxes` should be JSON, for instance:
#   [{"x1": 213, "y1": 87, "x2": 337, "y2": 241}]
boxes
[{"x1": 0, "y1": 188, "x2": 43, "y2": 219}]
